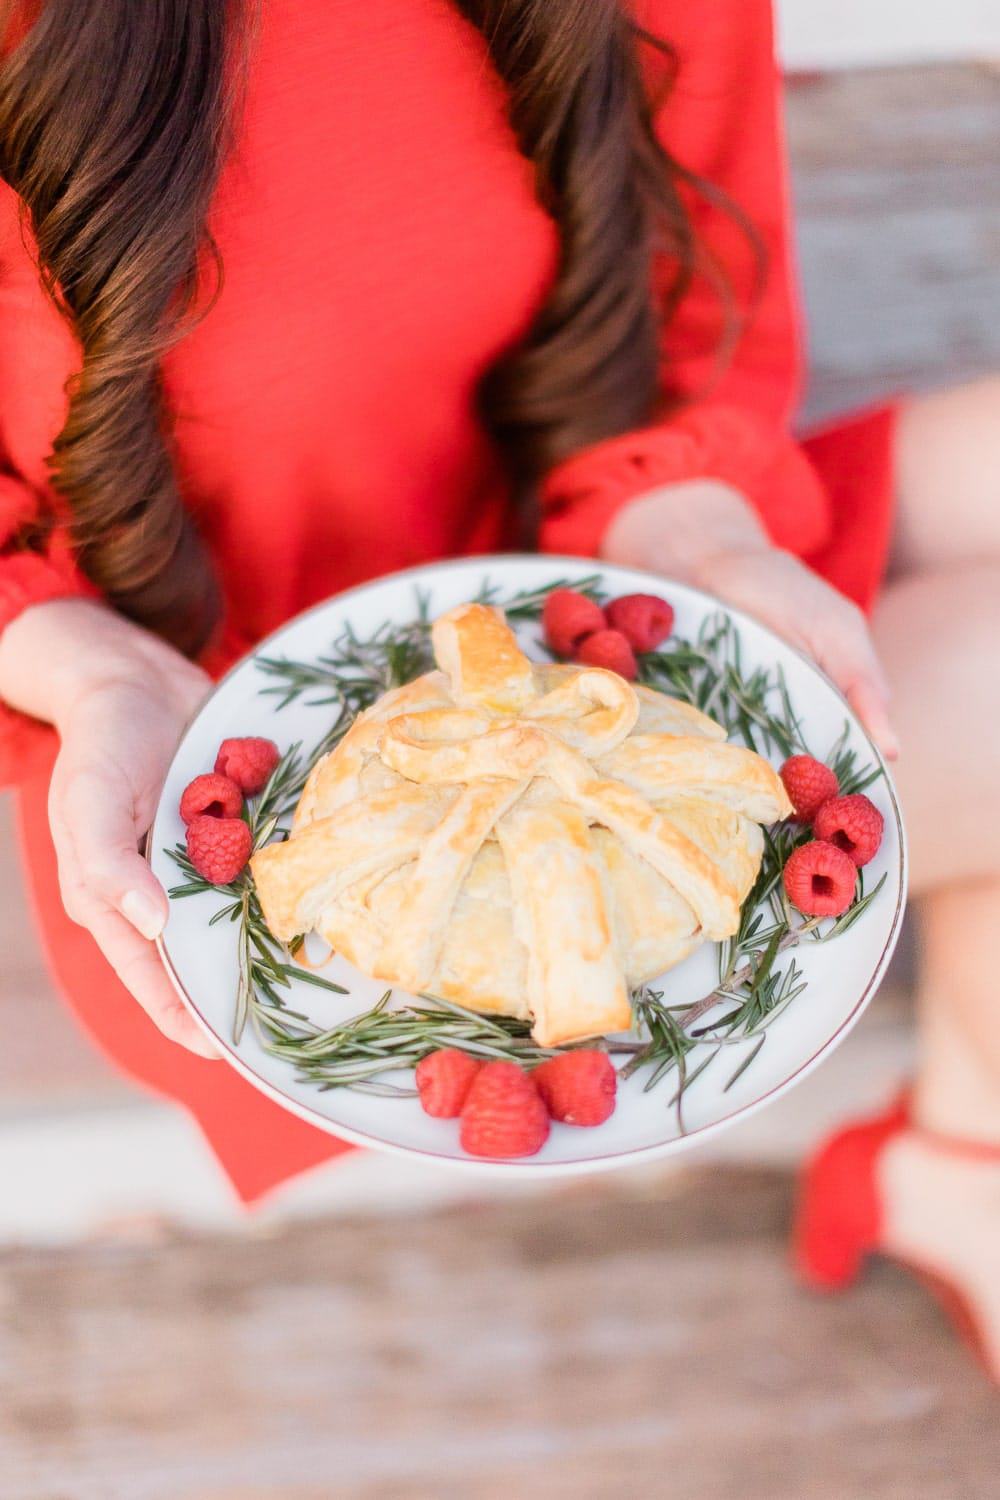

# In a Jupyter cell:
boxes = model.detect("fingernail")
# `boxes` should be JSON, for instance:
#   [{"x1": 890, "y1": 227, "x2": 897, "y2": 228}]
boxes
[{"x1": 122, "y1": 890, "x2": 165, "y2": 941}]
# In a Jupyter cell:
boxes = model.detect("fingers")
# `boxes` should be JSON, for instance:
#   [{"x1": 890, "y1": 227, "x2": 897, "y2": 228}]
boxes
[
  {"x1": 51, "y1": 820, "x2": 219, "y2": 1058},
  {"x1": 85, "y1": 906, "x2": 220, "y2": 1059},
  {"x1": 695, "y1": 551, "x2": 901, "y2": 761},
  {"x1": 806, "y1": 604, "x2": 901, "y2": 761},
  {"x1": 844, "y1": 678, "x2": 900, "y2": 762},
  {"x1": 53, "y1": 762, "x2": 169, "y2": 940},
  {"x1": 47, "y1": 756, "x2": 219, "y2": 1058}
]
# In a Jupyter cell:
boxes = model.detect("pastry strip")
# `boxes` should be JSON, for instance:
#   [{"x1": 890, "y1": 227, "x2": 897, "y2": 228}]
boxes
[
  {"x1": 431, "y1": 603, "x2": 535, "y2": 713},
  {"x1": 599, "y1": 735, "x2": 792, "y2": 823},
  {"x1": 632, "y1": 685, "x2": 728, "y2": 740},
  {"x1": 521, "y1": 667, "x2": 639, "y2": 756},
  {"x1": 496, "y1": 799, "x2": 631, "y2": 1047},
  {"x1": 293, "y1": 672, "x2": 452, "y2": 830},
  {"x1": 543, "y1": 741, "x2": 742, "y2": 939},
  {"x1": 382, "y1": 718, "x2": 548, "y2": 784},
  {"x1": 377, "y1": 778, "x2": 530, "y2": 990},
  {"x1": 251, "y1": 785, "x2": 454, "y2": 939}
]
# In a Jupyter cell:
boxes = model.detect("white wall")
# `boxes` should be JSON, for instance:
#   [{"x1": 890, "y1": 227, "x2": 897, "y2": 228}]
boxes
[{"x1": 777, "y1": 0, "x2": 1000, "y2": 70}]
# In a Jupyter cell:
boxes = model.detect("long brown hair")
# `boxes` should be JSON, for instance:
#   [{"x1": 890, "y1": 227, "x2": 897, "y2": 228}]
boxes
[{"x1": 0, "y1": 1, "x2": 697, "y2": 655}]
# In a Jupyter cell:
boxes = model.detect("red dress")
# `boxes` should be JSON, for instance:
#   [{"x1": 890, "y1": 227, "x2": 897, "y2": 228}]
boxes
[{"x1": 0, "y1": 0, "x2": 895, "y2": 1200}]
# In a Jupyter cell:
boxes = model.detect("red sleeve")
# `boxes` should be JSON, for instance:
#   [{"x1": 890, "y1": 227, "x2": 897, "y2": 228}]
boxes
[
  {"x1": 539, "y1": 0, "x2": 832, "y2": 562},
  {"x1": 0, "y1": 341, "x2": 94, "y2": 783},
  {"x1": 0, "y1": 162, "x2": 98, "y2": 783},
  {"x1": 0, "y1": 483, "x2": 94, "y2": 786}
]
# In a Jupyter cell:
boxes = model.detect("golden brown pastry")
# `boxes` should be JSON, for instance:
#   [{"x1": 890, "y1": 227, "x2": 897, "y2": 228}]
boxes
[{"x1": 252, "y1": 603, "x2": 792, "y2": 1046}]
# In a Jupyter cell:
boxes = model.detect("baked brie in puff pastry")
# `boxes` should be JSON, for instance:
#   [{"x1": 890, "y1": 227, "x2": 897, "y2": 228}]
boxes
[{"x1": 252, "y1": 603, "x2": 792, "y2": 1046}]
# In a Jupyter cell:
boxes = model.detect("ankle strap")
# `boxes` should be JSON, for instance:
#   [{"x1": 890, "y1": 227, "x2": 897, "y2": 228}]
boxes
[
  {"x1": 892, "y1": 1089, "x2": 1000, "y2": 1162},
  {"x1": 910, "y1": 1124, "x2": 1000, "y2": 1163}
]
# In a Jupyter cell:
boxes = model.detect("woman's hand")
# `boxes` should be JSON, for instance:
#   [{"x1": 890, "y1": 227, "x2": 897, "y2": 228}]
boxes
[
  {"x1": 602, "y1": 479, "x2": 899, "y2": 760},
  {"x1": 0, "y1": 599, "x2": 218, "y2": 1056}
]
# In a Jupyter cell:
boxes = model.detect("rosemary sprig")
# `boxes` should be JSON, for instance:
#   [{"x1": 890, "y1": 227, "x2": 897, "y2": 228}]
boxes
[
  {"x1": 619, "y1": 862, "x2": 887, "y2": 1117},
  {"x1": 261, "y1": 993, "x2": 570, "y2": 1095},
  {"x1": 166, "y1": 577, "x2": 887, "y2": 1115},
  {"x1": 475, "y1": 572, "x2": 605, "y2": 619}
]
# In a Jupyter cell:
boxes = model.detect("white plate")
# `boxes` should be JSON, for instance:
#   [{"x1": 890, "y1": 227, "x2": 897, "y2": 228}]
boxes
[{"x1": 150, "y1": 556, "x2": 906, "y2": 1176}]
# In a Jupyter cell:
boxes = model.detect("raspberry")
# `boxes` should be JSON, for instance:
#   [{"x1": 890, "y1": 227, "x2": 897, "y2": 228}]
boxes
[
  {"x1": 459, "y1": 1061, "x2": 550, "y2": 1159},
  {"x1": 214, "y1": 737, "x2": 281, "y2": 795},
  {"x1": 783, "y1": 839, "x2": 857, "y2": 917},
  {"x1": 814, "y1": 793, "x2": 885, "y2": 867},
  {"x1": 604, "y1": 593, "x2": 674, "y2": 653},
  {"x1": 532, "y1": 1049, "x2": 617, "y2": 1126},
  {"x1": 415, "y1": 1049, "x2": 482, "y2": 1118},
  {"x1": 574, "y1": 628, "x2": 638, "y2": 680},
  {"x1": 780, "y1": 755, "x2": 840, "y2": 824},
  {"x1": 542, "y1": 588, "x2": 607, "y2": 658},
  {"x1": 179, "y1": 772, "x2": 243, "y2": 826},
  {"x1": 186, "y1": 815, "x2": 253, "y2": 885}
]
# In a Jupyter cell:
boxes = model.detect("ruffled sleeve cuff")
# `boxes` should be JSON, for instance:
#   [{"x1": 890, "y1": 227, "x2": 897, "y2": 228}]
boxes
[
  {"x1": 538, "y1": 401, "x2": 834, "y2": 562},
  {"x1": 0, "y1": 547, "x2": 94, "y2": 634},
  {"x1": 0, "y1": 537, "x2": 98, "y2": 787}
]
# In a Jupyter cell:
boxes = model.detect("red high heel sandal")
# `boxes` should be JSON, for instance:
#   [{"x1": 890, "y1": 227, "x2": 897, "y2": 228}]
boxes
[{"x1": 794, "y1": 1095, "x2": 1000, "y2": 1381}]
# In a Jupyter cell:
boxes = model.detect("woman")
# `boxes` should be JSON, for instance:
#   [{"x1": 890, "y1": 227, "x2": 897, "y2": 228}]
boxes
[{"x1": 0, "y1": 1, "x2": 996, "y2": 1373}]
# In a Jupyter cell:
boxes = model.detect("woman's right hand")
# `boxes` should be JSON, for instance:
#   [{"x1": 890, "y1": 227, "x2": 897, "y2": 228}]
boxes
[{"x1": 0, "y1": 598, "x2": 218, "y2": 1056}]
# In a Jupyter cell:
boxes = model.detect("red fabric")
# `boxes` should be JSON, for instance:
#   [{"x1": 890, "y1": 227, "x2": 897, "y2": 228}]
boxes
[
  {"x1": 0, "y1": 0, "x2": 896, "y2": 1199},
  {"x1": 793, "y1": 1095, "x2": 910, "y2": 1288},
  {"x1": 0, "y1": 548, "x2": 97, "y2": 778},
  {"x1": 543, "y1": 0, "x2": 840, "y2": 567},
  {"x1": 793, "y1": 1096, "x2": 1000, "y2": 1381},
  {"x1": 802, "y1": 405, "x2": 899, "y2": 610},
  {"x1": 541, "y1": 403, "x2": 833, "y2": 563}
]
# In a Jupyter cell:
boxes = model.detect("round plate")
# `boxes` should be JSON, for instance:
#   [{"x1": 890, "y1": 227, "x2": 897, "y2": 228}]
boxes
[{"x1": 150, "y1": 556, "x2": 906, "y2": 1176}]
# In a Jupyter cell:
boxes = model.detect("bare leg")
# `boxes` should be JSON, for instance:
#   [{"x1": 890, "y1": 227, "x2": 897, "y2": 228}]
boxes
[
  {"x1": 866, "y1": 380, "x2": 1000, "y2": 1369},
  {"x1": 873, "y1": 565, "x2": 1000, "y2": 1136},
  {"x1": 875, "y1": 378, "x2": 1000, "y2": 1135}
]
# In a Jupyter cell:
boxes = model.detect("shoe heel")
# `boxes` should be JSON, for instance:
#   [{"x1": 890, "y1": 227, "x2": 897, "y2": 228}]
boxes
[
  {"x1": 791, "y1": 1108, "x2": 904, "y2": 1289},
  {"x1": 793, "y1": 1166, "x2": 868, "y2": 1288}
]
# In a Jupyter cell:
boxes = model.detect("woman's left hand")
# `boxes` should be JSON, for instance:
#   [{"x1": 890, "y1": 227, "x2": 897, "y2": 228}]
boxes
[
  {"x1": 689, "y1": 545, "x2": 898, "y2": 760},
  {"x1": 601, "y1": 478, "x2": 899, "y2": 760}
]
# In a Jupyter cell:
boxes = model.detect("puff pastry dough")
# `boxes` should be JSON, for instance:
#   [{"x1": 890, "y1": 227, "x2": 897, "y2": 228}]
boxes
[{"x1": 252, "y1": 602, "x2": 792, "y2": 1045}]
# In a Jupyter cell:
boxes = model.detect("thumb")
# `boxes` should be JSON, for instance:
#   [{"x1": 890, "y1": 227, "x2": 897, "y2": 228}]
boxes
[
  {"x1": 58, "y1": 764, "x2": 169, "y2": 940},
  {"x1": 808, "y1": 619, "x2": 900, "y2": 762},
  {"x1": 845, "y1": 677, "x2": 901, "y2": 762}
]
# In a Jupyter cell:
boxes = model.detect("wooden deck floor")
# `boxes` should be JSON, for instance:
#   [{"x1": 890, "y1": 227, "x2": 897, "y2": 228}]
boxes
[{"x1": 3, "y1": 1169, "x2": 998, "y2": 1500}]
